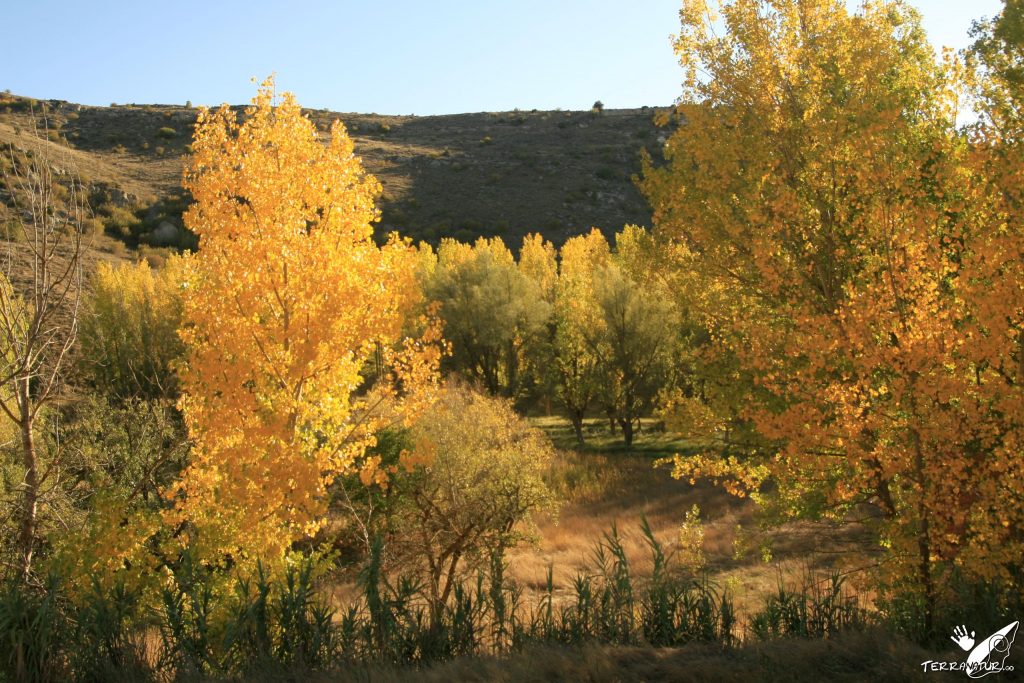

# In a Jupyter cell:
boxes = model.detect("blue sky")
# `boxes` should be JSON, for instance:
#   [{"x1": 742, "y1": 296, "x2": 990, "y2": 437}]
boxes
[{"x1": 1, "y1": 0, "x2": 1005, "y2": 115}]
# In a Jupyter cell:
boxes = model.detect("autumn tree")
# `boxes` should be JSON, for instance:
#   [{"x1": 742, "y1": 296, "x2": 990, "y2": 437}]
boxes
[
  {"x1": 517, "y1": 233, "x2": 560, "y2": 411},
  {"x1": 168, "y1": 80, "x2": 441, "y2": 569},
  {"x1": 551, "y1": 229, "x2": 610, "y2": 442},
  {"x1": 641, "y1": 0, "x2": 1024, "y2": 636},
  {"x1": 389, "y1": 383, "x2": 556, "y2": 627}
]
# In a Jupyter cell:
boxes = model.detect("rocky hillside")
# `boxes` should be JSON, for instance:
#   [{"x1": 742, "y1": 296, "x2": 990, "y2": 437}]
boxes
[{"x1": 1, "y1": 92, "x2": 675, "y2": 255}]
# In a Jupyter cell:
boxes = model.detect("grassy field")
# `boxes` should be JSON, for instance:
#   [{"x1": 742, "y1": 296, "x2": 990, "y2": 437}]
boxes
[{"x1": 505, "y1": 417, "x2": 876, "y2": 625}]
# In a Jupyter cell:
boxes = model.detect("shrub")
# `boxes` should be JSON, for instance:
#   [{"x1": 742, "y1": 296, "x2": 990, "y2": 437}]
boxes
[
  {"x1": 2, "y1": 219, "x2": 26, "y2": 242},
  {"x1": 0, "y1": 576, "x2": 69, "y2": 681},
  {"x1": 78, "y1": 258, "x2": 186, "y2": 401},
  {"x1": 336, "y1": 384, "x2": 557, "y2": 627},
  {"x1": 98, "y1": 204, "x2": 140, "y2": 237},
  {"x1": 82, "y1": 216, "x2": 106, "y2": 240},
  {"x1": 156, "y1": 126, "x2": 177, "y2": 139}
]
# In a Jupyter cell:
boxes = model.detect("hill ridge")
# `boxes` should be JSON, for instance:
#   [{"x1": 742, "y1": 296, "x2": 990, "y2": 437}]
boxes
[{"x1": 1, "y1": 92, "x2": 674, "y2": 250}]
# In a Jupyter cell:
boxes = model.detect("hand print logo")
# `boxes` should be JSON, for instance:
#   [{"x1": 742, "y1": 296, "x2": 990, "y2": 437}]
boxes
[{"x1": 952, "y1": 625, "x2": 976, "y2": 652}]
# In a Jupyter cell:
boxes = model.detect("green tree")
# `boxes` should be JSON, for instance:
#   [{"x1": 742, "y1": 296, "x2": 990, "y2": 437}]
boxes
[
  {"x1": 426, "y1": 238, "x2": 550, "y2": 398},
  {"x1": 586, "y1": 250, "x2": 677, "y2": 447}
]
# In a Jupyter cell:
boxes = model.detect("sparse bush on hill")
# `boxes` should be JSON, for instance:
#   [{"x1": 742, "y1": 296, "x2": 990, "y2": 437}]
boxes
[{"x1": 97, "y1": 203, "x2": 141, "y2": 237}]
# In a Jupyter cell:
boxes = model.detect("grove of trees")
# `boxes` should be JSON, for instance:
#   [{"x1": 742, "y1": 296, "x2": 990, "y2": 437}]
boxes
[{"x1": 0, "y1": 0, "x2": 1022, "y2": 677}]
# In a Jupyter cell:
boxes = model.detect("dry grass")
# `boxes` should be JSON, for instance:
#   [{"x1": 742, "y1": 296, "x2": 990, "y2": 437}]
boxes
[
  {"x1": 283, "y1": 630, "x2": 966, "y2": 682},
  {"x1": 507, "y1": 418, "x2": 876, "y2": 622},
  {"x1": 0, "y1": 119, "x2": 173, "y2": 199}
]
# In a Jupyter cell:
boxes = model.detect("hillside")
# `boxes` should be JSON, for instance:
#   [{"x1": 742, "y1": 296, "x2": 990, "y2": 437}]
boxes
[{"x1": 1, "y1": 92, "x2": 673, "y2": 252}]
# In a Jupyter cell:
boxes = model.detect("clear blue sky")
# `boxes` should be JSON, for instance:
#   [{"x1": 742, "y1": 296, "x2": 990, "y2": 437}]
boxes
[{"x1": 0, "y1": 0, "x2": 1005, "y2": 115}]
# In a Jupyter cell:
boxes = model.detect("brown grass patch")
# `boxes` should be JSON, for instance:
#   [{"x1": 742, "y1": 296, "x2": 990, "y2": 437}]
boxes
[{"x1": 507, "y1": 418, "x2": 875, "y2": 621}]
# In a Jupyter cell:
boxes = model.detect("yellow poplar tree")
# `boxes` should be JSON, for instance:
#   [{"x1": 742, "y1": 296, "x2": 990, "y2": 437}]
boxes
[
  {"x1": 169, "y1": 80, "x2": 441, "y2": 567},
  {"x1": 553, "y1": 229, "x2": 610, "y2": 442},
  {"x1": 518, "y1": 233, "x2": 558, "y2": 304},
  {"x1": 642, "y1": 0, "x2": 1024, "y2": 634}
]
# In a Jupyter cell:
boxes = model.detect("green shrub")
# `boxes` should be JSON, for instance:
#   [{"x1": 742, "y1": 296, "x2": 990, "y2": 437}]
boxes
[
  {"x1": 3, "y1": 219, "x2": 27, "y2": 242},
  {"x1": 156, "y1": 126, "x2": 177, "y2": 139},
  {"x1": 98, "y1": 204, "x2": 140, "y2": 237},
  {"x1": 72, "y1": 577, "x2": 150, "y2": 682},
  {"x1": 82, "y1": 217, "x2": 106, "y2": 240}
]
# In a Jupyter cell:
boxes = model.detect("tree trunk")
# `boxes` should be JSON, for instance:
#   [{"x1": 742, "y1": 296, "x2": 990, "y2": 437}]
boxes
[
  {"x1": 918, "y1": 513, "x2": 935, "y2": 641},
  {"x1": 619, "y1": 416, "x2": 634, "y2": 448},
  {"x1": 606, "y1": 408, "x2": 617, "y2": 435},
  {"x1": 911, "y1": 426, "x2": 934, "y2": 642},
  {"x1": 505, "y1": 340, "x2": 518, "y2": 398},
  {"x1": 569, "y1": 410, "x2": 585, "y2": 445},
  {"x1": 432, "y1": 551, "x2": 462, "y2": 631},
  {"x1": 17, "y1": 380, "x2": 37, "y2": 582}
]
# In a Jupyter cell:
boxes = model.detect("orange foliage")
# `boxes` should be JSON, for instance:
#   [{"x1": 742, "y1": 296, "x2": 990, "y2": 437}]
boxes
[{"x1": 167, "y1": 79, "x2": 441, "y2": 568}]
